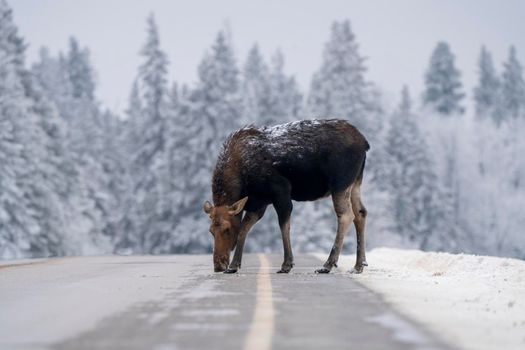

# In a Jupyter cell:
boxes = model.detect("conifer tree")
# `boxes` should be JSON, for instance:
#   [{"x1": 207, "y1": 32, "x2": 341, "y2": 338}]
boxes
[
  {"x1": 134, "y1": 14, "x2": 169, "y2": 169},
  {"x1": 0, "y1": 1, "x2": 36, "y2": 257},
  {"x1": 114, "y1": 82, "x2": 144, "y2": 253},
  {"x1": 266, "y1": 50, "x2": 302, "y2": 124},
  {"x1": 242, "y1": 44, "x2": 271, "y2": 125},
  {"x1": 191, "y1": 29, "x2": 242, "y2": 186},
  {"x1": 163, "y1": 30, "x2": 244, "y2": 252},
  {"x1": 423, "y1": 42, "x2": 465, "y2": 115},
  {"x1": 32, "y1": 47, "x2": 109, "y2": 250},
  {"x1": 242, "y1": 46, "x2": 302, "y2": 127},
  {"x1": 67, "y1": 37, "x2": 95, "y2": 101},
  {"x1": 169, "y1": 114, "x2": 212, "y2": 255},
  {"x1": 386, "y1": 87, "x2": 455, "y2": 250},
  {"x1": 309, "y1": 21, "x2": 377, "y2": 127},
  {"x1": 1, "y1": 0, "x2": 109, "y2": 257},
  {"x1": 31, "y1": 48, "x2": 74, "y2": 113},
  {"x1": 474, "y1": 46, "x2": 501, "y2": 122},
  {"x1": 64, "y1": 37, "x2": 113, "y2": 246},
  {"x1": 195, "y1": 30, "x2": 242, "y2": 139},
  {"x1": 120, "y1": 14, "x2": 171, "y2": 253},
  {"x1": 164, "y1": 84, "x2": 212, "y2": 253},
  {"x1": 501, "y1": 46, "x2": 525, "y2": 119}
]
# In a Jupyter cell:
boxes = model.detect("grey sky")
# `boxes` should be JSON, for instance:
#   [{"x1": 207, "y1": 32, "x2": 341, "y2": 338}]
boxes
[{"x1": 11, "y1": 0, "x2": 525, "y2": 114}]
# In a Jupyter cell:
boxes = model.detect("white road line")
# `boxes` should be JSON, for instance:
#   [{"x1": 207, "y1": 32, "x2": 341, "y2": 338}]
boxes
[{"x1": 243, "y1": 254, "x2": 275, "y2": 350}]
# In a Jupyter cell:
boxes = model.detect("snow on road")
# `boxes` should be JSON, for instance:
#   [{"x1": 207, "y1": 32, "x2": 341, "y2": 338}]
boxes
[{"x1": 316, "y1": 248, "x2": 525, "y2": 350}]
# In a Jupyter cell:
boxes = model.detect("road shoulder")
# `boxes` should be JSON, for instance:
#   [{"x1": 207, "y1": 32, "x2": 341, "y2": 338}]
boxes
[{"x1": 316, "y1": 249, "x2": 525, "y2": 350}]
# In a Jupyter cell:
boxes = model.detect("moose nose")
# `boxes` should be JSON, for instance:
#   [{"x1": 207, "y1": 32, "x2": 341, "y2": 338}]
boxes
[
  {"x1": 214, "y1": 265, "x2": 227, "y2": 272},
  {"x1": 213, "y1": 255, "x2": 229, "y2": 272},
  {"x1": 214, "y1": 260, "x2": 228, "y2": 272}
]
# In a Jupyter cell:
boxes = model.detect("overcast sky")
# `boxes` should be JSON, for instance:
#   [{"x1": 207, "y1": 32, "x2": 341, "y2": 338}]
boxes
[{"x1": 11, "y1": 0, "x2": 525, "y2": 114}]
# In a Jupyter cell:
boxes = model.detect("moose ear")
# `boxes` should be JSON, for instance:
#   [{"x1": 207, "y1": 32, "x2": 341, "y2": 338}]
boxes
[
  {"x1": 203, "y1": 201, "x2": 213, "y2": 215},
  {"x1": 228, "y1": 197, "x2": 248, "y2": 216}
]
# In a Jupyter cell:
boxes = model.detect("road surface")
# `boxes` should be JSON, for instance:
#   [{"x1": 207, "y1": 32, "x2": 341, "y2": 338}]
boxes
[{"x1": 0, "y1": 254, "x2": 451, "y2": 350}]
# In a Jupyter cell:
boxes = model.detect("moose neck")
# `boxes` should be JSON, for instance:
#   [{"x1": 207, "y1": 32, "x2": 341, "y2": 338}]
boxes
[{"x1": 212, "y1": 162, "x2": 242, "y2": 207}]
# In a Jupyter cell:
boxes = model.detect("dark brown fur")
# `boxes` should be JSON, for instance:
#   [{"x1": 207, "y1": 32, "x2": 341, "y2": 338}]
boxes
[{"x1": 203, "y1": 119, "x2": 369, "y2": 273}]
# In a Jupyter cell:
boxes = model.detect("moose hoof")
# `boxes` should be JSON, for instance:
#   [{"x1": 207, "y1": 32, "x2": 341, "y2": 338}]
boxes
[
  {"x1": 224, "y1": 268, "x2": 238, "y2": 274},
  {"x1": 315, "y1": 268, "x2": 331, "y2": 274},
  {"x1": 350, "y1": 265, "x2": 364, "y2": 274},
  {"x1": 277, "y1": 265, "x2": 293, "y2": 274}
]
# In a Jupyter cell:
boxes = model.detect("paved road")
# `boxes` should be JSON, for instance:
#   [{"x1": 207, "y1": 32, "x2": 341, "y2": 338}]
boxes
[{"x1": 0, "y1": 254, "x2": 451, "y2": 350}]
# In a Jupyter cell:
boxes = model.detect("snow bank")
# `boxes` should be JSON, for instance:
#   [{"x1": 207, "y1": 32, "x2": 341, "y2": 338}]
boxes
[{"x1": 316, "y1": 248, "x2": 525, "y2": 350}]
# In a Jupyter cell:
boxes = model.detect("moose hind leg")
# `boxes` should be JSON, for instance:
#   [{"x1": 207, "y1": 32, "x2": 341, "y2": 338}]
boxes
[
  {"x1": 351, "y1": 183, "x2": 368, "y2": 273},
  {"x1": 274, "y1": 196, "x2": 294, "y2": 274},
  {"x1": 316, "y1": 187, "x2": 354, "y2": 273}
]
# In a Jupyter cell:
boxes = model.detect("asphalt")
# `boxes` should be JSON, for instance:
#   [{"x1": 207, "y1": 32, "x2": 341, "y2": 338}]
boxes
[{"x1": 0, "y1": 254, "x2": 452, "y2": 350}]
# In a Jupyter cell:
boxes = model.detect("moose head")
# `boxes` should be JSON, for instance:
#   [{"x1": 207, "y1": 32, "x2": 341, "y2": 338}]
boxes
[{"x1": 203, "y1": 197, "x2": 248, "y2": 272}]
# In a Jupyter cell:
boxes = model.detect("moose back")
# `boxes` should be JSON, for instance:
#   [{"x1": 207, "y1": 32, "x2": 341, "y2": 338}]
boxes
[{"x1": 203, "y1": 119, "x2": 369, "y2": 274}]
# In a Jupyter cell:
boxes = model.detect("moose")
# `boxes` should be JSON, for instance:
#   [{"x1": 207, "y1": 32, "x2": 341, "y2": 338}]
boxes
[{"x1": 203, "y1": 119, "x2": 369, "y2": 274}]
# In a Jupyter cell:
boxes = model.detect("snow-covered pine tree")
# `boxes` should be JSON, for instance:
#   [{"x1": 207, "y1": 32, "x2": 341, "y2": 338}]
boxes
[
  {"x1": 15, "y1": 63, "x2": 72, "y2": 258},
  {"x1": 63, "y1": 37, "x2": 105, "y2": 162},
  {"x1": 501, "y1": 46, "x2": 525, "y2": 119},
  {"x1": 143, "y1": 83, "x2": 188, "y2": 254},
  {"x1": 194, "y1": 30, "x2": 242, "y2": 142},
  {"x1": 67, "y1": 37, "x2": 95, "y2": 101},
  {"x1": 1, "y1": 0, "x2": 108, "y2": 258},
  {"x1": 387, "y1": 87, "x2": 456, "y2": 250},
  {"x1": 63, "y1": 37, "x2": 114, "y2": 248},
  {"x1": 127, "y1": 80, "x2": 143, "y2": 134},
  {"x1": 32, "y1": 37, "x2": 119, "y2": 253},
  {"x1": 420, "y1": 42, "x2": 470, "y2": 252},
  {"x1": 241, "y1": 46, "x2": 303, "y2": 127},
  {"x1": 135, "y1": 14, "x2": 169, "y2": 165},
  {"x1": 163, "y1": 83, "x2": 213, "y2": 253},
  {"x1": 121, "y1": 14, "x2": 171, "y2": 253},
  {"x1": 308, "y1": 20, "x2": 365, "y2": 115},
  {"x1": 242, "y1": 44, "x2": 271, "y2": 125},
  {"x1": 97, "y1": 109, "x2": 128, "y2": 240},
  {"x1": 307, "y1": 20, "x2": 381, "y2": 133},
  {"x1": 192, "y1": 29, "x2": 242, "y2": 189},
  {"x1": 31, "y1": 48, "x2": 75, "y2": 118},
  {"x1": 467, "y1": 114, "x2": 525, "y2": 257},
  {"x1": 114, "y1": 81, "x2": 143, "y2": 253},
  {"x1": 0, "y1": 0, "x2": 37, "y2": 258},
  {"x1": 266, "y1": 49, "x2": 302, "y2": 124},
  {"x1": 0, "y1": 106, "x2": 29, "y2": 260},
  {"x1": 423, "y1": 42, "x2": 465, "y2": 115},
  {"x1": 169, "y1": 30, "x2": 243, "y2": 252},
  {"x1": 0, "y1": 3, "x2": 65, "y2": 258},
  {"x1": 474, "y1": 46, "x2": 502, "y2": 123},
  {"x1": 31, "y1": 47, "x2": 111, "y2": 252}
]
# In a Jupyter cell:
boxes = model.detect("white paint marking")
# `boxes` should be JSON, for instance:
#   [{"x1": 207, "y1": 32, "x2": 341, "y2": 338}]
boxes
[{"x1": 243, "y1": 254, "x2": 275, "y2": 350}]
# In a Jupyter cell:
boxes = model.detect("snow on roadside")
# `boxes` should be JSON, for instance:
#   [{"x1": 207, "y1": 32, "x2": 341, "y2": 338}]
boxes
[{"x1": 315, "y1": 248, "x2": 525, "y2": 350}]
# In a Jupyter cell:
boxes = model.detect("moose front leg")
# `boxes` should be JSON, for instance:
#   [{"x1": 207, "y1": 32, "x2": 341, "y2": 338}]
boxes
[
  {"x1": 274, "y1": 197, "x2": 294, "y2": 274},
  {"x1": 316, "y1": 188, "x2": 354, "y2": 273},
  {"x1": 225, "y1": 207, "x2": 267, "y2": 274}
]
